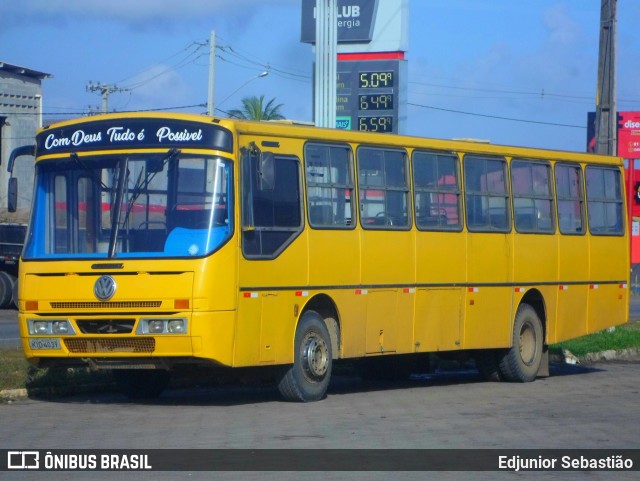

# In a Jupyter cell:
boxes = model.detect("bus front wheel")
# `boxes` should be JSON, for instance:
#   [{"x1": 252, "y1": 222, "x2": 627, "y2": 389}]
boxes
[
  {"x1": 278, "y1": 310, "x2": 332, "y2": 402},
  {"x1": 498, "y1": 304, "x2": 543, "y2": 382}
]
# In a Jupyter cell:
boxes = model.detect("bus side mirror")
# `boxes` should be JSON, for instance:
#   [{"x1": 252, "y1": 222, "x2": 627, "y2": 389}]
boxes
[
  {"x1": 259, "y1": 152, "x2": 275, "y2": 191},
  {"x1": 7, "y1": 177, "x2": 17, "y2": 213}
]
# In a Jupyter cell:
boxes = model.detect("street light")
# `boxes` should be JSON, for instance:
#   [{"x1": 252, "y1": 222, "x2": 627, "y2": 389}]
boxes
[{"x1": 216, "y1": 71, "x2": 269, "y2": 112}]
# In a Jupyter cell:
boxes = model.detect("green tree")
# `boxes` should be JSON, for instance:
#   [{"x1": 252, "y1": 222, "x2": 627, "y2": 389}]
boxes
[{"x1": 227, "y1": 95, "x2": 285, "y2": 121}]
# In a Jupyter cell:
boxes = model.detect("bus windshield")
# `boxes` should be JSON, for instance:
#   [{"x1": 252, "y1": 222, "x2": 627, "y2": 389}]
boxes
[{"x1": 23, "y1": 151, "x2": 233, "y2": 260}]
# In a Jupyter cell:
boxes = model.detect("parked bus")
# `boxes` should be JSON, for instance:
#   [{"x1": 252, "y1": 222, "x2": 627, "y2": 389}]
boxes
[{"x1": 9, "y1": 113, "x2": 629, "y2": 401}]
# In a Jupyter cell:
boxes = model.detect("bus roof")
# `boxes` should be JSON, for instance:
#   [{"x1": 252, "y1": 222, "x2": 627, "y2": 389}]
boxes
[{"x1": 36, "y1": 112, "x2": 621, "y2": 166}]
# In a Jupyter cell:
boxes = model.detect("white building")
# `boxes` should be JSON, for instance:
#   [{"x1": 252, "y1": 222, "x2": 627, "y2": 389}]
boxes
[{"x1": 0, "y1": 61, "x2": 51, "y2": 222}]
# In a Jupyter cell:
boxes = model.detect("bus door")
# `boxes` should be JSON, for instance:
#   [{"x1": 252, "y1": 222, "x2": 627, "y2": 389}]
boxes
[{"x1": 237, "y1": 141, "x2": 307, "y2": 366}]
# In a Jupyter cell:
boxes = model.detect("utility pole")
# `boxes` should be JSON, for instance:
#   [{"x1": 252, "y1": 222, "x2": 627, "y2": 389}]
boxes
[
  {"x1": 86, "y1": 82, "x2": 130, "y2": 114},
  {"x1": 594, "y1": 0, "x2": 617, "y2": 156},
  {"x1": 207, "y1": 30, "x2": 216, "y2": 116}
]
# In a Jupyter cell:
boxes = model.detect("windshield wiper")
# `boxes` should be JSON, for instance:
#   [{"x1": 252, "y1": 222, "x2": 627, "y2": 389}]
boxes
[
  {"x1": 107, "y1": 156, "x2": 129, "y2": 258},
  {"x1": 119, "y1": 148, "x2": 180, "y2": 233}
]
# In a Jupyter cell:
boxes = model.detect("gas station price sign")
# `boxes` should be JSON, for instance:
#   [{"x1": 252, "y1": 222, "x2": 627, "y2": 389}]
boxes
[
  {"x1": 336, "y1": 59, "x2": 405, "y2": 134},
  {"x1": 359, "y1": 71, "x2": 394, "y2": 89},
  {"x1": 359, "y1": 93, "x2": 393, "y2": 111}
]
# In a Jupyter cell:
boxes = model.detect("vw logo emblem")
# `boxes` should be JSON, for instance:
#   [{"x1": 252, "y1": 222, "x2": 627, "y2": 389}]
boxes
[{"x1": 94, "y1": 275, "x2": 117, "y2": 301}]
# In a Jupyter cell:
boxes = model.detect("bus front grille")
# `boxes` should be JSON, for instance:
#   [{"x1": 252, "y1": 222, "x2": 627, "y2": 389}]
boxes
[
  {"x1": 64, "y1": 338, "x2": 155, "y2": 353},
  {"x1": 50, "y1": 301, "x2": 162, "y2": 309},
  {"x1": 77, "y1": 320, "x2": 136, "y2": 334}
]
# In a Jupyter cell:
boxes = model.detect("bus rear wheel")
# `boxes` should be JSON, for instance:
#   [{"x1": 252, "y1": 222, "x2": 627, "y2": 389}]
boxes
[
  {"x1": 278, "y1": 310, "x2": 332, "y2": 402},
  {"x1": 498, "y1": 304, "x2": 543, "y2": 382}
]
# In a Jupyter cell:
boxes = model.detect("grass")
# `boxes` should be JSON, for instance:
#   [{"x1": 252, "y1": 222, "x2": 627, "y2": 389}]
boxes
[
  {"x1": 0, "y1": 348, "x2": 30, "y2": 391},
  {"x1": 550, "y1": 322, "x2": 640, "y2": 358},
  {"x1": 0, "y1": 349, "x2": 114, "y2": 398}
]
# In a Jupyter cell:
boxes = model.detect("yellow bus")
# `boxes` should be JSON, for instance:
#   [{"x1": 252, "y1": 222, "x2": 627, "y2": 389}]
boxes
[{"x1": 9, "y1": 113, "x2": 629, "y2": 401}]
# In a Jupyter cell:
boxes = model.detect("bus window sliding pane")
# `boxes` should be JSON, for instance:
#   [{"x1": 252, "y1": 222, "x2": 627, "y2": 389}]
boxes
[
  {"x1": 511, "y1": 160, "x2": 554, "y2": 233},
  {"x1": 358, "y1": 147, "x2": 410, "y2": 230},
  {"x1": 304, "y1": 143, "x2": 354, "y2": 229},
  {"x1": 585, "y1": 166, "x2": 623, "y2": 235},
  {"x1": 413, "y1": 151, "x2": 461, "y2": 230},
  {"x1": 555, "y1": 164, "x2": 584, "y2": 235},
  {"x1": 464, "y1": 156, "x2": 509, "y2": 232}
]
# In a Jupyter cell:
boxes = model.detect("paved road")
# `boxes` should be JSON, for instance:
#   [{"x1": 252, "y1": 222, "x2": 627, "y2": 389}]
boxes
[{"x1": 0, "y1": 360, "x2": 638, "y2": 480}]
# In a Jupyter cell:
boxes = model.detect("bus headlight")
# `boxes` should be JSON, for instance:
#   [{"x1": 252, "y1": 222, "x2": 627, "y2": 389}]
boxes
[
  {"x1": 28, "y1": 319, "x2": 76, "y2": 336},
  {"x1": 148, "y1": 320, "x2": 165, "y2": 334},
  {"x1": 137, "y1": 318, "x2": 188, "y2": 335},
  {"x1": 167, "y1": 319, "x2": 186, "y2": 334},
  {"x1": 52, "y1": 321, "x2": 72, "y2": 334}
]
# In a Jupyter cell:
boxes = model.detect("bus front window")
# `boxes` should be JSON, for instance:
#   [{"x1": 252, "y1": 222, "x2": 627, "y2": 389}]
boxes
[{"x1": 23, "y1": 152, "x2": 233, "y2": 259}]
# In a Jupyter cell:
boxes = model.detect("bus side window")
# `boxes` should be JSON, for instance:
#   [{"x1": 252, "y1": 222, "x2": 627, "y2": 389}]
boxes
[
  {"x1": 413, "y1": 151, "x2": 462, "y2": 231},
  {"x1": 358, "y1": 146, "x2": 410, "y2": 229},
  {"x1": 242, "y1": 151, "x2": 303, "y2": 258},
  {"x1": 585, "y1": 165, "x2": 624, "y2": 235},
  {"x1": 304, "y1": 143, "x2": 354, "y2": 229},
  {"x1": 555, "y1": 163, "x2": 585, "y2": 234},
  {"x1": 464, "y1": 156, "x2": 510, "y2": 232},
  {"x1": 511, "y1": 159, "x2": 554, "y2": 234}
]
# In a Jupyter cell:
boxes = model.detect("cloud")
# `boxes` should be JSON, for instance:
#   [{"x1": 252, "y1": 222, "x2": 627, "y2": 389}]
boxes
[
  {"x1": 542, "y1": 3, "x2": 584, "y2": 48},
  {"x1": 115, "y1": 64, "x2": 193, "y2": 111},
  {"x1": 0, "y1": 0, "x2": 298, "y2": 30}
]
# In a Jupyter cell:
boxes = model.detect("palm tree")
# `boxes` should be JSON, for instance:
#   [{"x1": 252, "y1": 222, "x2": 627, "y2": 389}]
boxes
[{"x1": 227, "y1": 95, "x2": 285, "y2": 121}]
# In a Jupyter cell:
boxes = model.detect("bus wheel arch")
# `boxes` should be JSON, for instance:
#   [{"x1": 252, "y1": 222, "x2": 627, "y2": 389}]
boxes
[
  {"x1": 300, "y1": 294, "x2": 341, "y2": 360},
  {"x1": 519, "y1": 289, "x2": 547, "y2": 342}
]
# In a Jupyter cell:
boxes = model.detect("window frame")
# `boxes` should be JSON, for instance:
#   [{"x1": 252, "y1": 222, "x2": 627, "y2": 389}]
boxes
[
  {"x1": 357, "y1": 145, "x2": 412, "y2": 231},
  {"x1": 411, "y1": 149, "x2": 463, "y2": 232},
  {"x1": 510, "y1": 158, "x2": 556, "y2": 234},
  {"x1": 463, "y1": 155, "x2": 511, "y2": 233},
  {"x1": 585, "y1": 164, "x2": 625, "y2": 236},
  {"x1": 241, "y1": 150, "x2": 305, "y2": 260},
  {"x1": 303, "y1": 141, "x2": 356, "y2": 230},
  {"x1": 554, "y1": 162, "x2": 586, "y2": 236}
]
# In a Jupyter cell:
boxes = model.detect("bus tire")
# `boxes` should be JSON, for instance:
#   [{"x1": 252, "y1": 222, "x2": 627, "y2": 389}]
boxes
[
  {"x1": 0, "y1": 271, "x2": 13, "y2": 308},
  {"x1": 475, "y1": 349, "x2": 503, "y2": 382},
  {"x1": 113, "y1": 369, "x2": 170, "y2": 400},
  {"x1": 498, "y1": 304, "x2": 543, "y2": 382},
  {"x1": 278, "y1": 310, "x2": 332, "y2": 402}
]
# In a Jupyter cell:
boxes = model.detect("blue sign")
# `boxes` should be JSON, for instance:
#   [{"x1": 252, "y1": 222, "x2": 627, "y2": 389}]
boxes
[{"x1": 336, "y1": 117, "x2": 352, "y2": 129}]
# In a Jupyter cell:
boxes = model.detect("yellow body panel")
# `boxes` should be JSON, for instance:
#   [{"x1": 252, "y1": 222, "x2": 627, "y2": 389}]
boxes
[{"x1": 464, "y1": 233, "x2": 512, "y2": 349}]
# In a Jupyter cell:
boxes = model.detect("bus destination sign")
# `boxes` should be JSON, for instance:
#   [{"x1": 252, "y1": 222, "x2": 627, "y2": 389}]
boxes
[{"x1": 36, "y1": 118, "x2": 233, "y2": 155}]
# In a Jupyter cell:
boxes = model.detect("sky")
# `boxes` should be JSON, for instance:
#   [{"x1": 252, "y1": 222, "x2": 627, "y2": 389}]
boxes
[{"x1": 1, "y1": 0, "x2": 639, "y2": 152}]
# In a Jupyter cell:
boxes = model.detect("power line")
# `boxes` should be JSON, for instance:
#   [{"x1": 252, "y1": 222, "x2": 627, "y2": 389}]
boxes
[
  {"x1": 215, "y1": 33, "x2": 310, "y2": 78},
  {"x1": 410, "y1": 80, "x2": 640, "y2": 105},
  {"x1": 116, "y1": 41, "x2": 207, "y2": 85},
  {"x1": 407, "y1": 102, "x2": 586, "y2": 129},
  {"x1": 0, "y1": 103, "x2": 207, "y2": 118}
]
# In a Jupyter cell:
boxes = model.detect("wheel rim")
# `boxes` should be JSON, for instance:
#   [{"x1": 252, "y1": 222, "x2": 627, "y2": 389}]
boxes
[
  {"x1": 301, "y1": 331, "x2": 329, "y2": 381},
  {"x1": 519, "y1": 321, "x2": 537, "y2": 366}
]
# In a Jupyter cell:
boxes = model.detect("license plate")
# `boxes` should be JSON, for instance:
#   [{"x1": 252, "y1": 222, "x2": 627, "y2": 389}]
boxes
[{"x1": 29, "y1": 338, "x2": 61, "y2": 350}]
